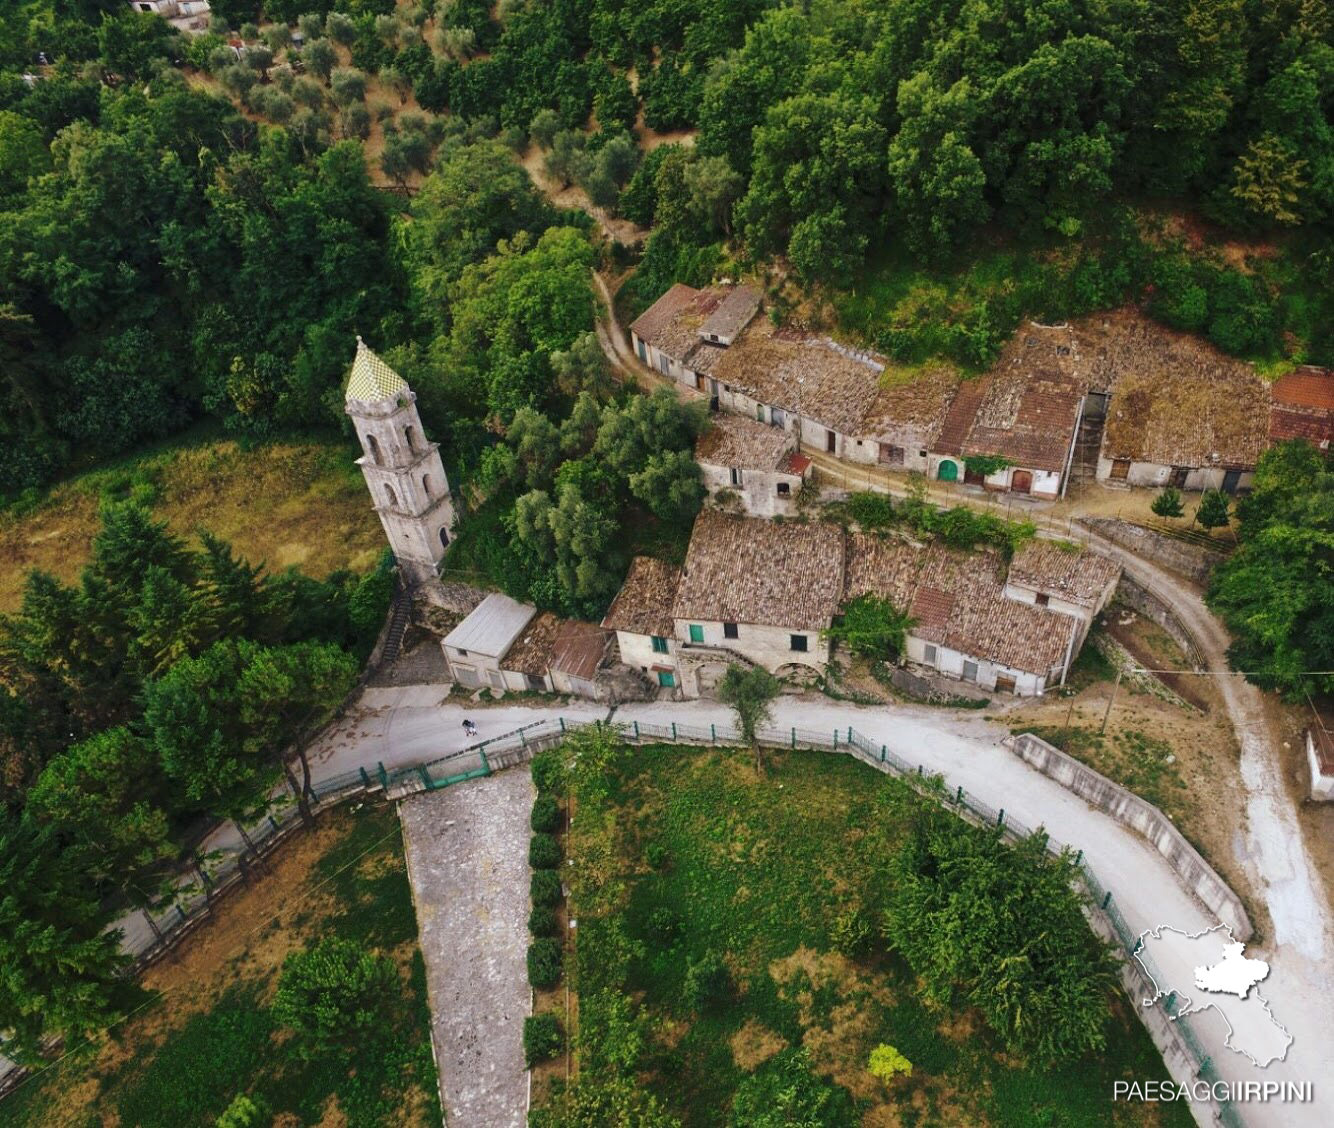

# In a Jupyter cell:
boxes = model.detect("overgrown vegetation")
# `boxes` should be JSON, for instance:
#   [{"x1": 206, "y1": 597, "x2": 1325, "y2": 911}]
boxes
[
  {"x1": 1207, "y1": 439, "x2": 1334, "y2": 698},
  {"x1": 0, "y1": 805, "x2": 439, "y2": 1128},
  {"x1": 826, "y1": 484, "x2": 1036, "y2": 556},
  {"x1": 530, "y1": 728, "x2": 1189, "y2": 1128},
  {"x1": 0, "y1": 503, "x2": 391, "y2": 1059}
]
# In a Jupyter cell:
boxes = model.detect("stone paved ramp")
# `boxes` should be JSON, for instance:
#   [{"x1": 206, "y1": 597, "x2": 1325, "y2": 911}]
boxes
[{"x1": 399, "y1": 770, "x2": 533, "y2": 1128}]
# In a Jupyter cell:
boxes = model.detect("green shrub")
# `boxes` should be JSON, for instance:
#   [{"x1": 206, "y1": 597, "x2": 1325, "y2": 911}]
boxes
[
  {"x1": 531, "y1": 748, "x2": 564, "y2": 794},
  {"x1": 523, "y1": 1012, "x2": 564, "y2": 1067},
  {"x1": 846, "y1": 491, "x2": 893, "y2": 529},
  {"x1": 272, "y1": 937, "x2": 398, "y2": 1056},
  {"x1": 531, "y1": 869, "x2": 562, "y2": 906},
  {"x1": 528, "y1": 905, "x2": 558, "y2": 937},
  {"x1": 646, "y1": 907, "x2": 678, "y2": 944},
  {"x1": 682, "y1": 949, "x2": 730, "y2": 1012},
  {"x1": 530, "y1": 795, "x2": 560, "y2": 833},
  {"x1": 529, "y1": 832, "x2": 561, "y2": 869},
  {"x1": 644, "y1": 841, "x2": 669, "y2": 869},
  {"x1": 528, "y1": 938, "x2": 563, "y2": 988}
]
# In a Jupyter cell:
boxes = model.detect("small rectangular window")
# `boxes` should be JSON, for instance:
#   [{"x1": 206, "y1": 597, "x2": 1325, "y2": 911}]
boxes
[
  {"x1": 962, "y1": 660, "x2": 979, "y2": 682},
  {"x1": 790, "y1": 634, "x2": 808, "y2": 652},
  {"x1": 923, "y1": 644, "x2": 937, "y2": 664},
  {"x1": 1035, "y1": 593, "x2": 1050, "y2": 607},
  {"x1": 777, "y1": 481, "x2": 791, "y2": 496},
  {"x1": 730, "y1": 467, "x2": 742, "y2": 487},
  {"x1": 756, "y1": 404, "x2": 765, "y2": 422},
  {"x1": 689, "y1": 624, "x2": 704, "y2": 643},
  {"x1": 723, "y1": 622, "x2": 738, "y2": 639},
  {"x1": 651, "y1": 635, "x2": 669, "y2": 654}
]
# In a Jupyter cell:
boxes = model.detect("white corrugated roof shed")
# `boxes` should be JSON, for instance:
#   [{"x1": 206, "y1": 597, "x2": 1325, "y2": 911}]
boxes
[{"x1": 442, "y1": 592, "x2": 537, "y2": 658}]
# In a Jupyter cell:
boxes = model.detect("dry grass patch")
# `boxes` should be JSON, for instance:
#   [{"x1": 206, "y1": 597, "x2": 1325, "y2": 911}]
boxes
[{"x1": 729, "y1": 1018, "x2": 786, "y2": 1071}]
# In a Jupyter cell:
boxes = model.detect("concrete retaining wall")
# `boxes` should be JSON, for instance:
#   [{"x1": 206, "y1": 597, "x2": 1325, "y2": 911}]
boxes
[
  {"x1": 1007, "y1": 732, "x2": 1252, "y2": 940},
  {"x1": 1082, "y1": 517, "x2": 1221, "y2": 585}
]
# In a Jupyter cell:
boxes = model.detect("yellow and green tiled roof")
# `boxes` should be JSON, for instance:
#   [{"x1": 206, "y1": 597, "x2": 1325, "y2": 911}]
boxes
[{"x1": 345, "y1": 336, "x2": 409, "y2": 402}]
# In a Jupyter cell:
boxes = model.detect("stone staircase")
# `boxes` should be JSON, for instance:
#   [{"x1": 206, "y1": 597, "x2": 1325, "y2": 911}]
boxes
[{"x1": 380, "y1": 589, "x2": 412, "y2": 665}]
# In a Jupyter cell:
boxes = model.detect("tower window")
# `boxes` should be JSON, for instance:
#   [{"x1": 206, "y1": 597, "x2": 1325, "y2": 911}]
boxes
[
  {"x1": 384, "y1": 485, "x2": 398, "y2": 508},
  {"x1": 366, "y1": 433, "x2": 382, "y2": 465},
  {"x1": 422, "y1": 474, "x2": 432, "y2": 498},
  {"x1": 405, "y1": 425, "x2": 418, "y2": 452},
  {"x1": 439, "y1": 527, "x2": 449, "y2": 549}
]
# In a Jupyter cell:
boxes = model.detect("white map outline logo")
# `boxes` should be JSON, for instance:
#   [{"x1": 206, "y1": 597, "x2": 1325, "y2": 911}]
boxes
[{"x1": 1134, "y1": 924, "x2": 1293, "y2": 1068}]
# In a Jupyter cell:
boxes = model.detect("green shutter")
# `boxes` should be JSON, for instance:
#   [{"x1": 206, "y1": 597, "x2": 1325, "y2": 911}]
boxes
[{"x1": 689, "y1": 624, "x2": 704, "y2": 643}]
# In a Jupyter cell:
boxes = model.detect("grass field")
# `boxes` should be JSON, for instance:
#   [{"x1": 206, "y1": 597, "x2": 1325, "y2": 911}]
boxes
[
  {"x1": 0, "y1": 427, "x2": 382, "y2": 613},
  {"x1": 555, "y1": 745, "x2": 1192, "y2": 1128},
  {"x1": 0, "y1": 804, "x2": 438, "y2": 1128}
]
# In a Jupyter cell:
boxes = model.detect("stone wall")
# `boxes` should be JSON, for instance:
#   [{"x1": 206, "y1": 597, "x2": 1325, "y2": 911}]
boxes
[
  {"x1": 1007, "y1": 733, "x2": 1252, "y2": 940},
  {"x1": 1081, "y1": 517, "x2": 1221, "y2": 585},
  {"x1": 1110, "y1": 573, "x2": 1204, "y2": 669}
]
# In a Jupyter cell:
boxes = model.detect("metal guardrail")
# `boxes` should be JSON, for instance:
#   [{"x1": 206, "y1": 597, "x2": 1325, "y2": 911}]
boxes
[{"x1": 1, "y1": 716, "x2": 1242, "y2": 1127}]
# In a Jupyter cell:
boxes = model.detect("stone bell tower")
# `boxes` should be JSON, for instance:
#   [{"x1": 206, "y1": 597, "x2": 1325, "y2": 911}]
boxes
[{"x1": 344, "y1": 336, "x2": 456, "y2": 584}]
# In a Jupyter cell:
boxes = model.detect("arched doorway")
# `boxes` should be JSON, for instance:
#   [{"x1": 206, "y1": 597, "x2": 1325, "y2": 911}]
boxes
[
  {"x1": 937, "y1": 459, "x2": 959, "y2": 483},
  {"x1": 1010, "y1": 469, "x2": 1033, "y2": 494}
]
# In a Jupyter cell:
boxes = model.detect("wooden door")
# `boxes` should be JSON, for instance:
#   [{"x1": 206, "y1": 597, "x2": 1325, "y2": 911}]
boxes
[
  {"x1": 1110, "y1": 459, "x2": 1130, "y2": 480},
  {"x1": 1011, "y1": 469, "x2": 1033, "y2": 494},
  {"x1": 826, "y1": 429, "x2": 836, "y2": 453}
]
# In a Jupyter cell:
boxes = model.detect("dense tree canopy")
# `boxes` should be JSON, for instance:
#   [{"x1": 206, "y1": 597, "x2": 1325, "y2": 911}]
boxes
[{"x1": 1208, "y1": 440, "x2": 1334, "y2": 698}]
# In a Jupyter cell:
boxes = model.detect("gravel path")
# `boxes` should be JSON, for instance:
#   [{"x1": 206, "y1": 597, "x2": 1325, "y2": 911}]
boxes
[{"x1": 399, "y1": 770, "x2": 534, "y2": 1128}]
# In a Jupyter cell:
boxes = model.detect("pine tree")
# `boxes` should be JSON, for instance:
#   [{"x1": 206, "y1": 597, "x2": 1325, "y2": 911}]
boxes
[
  {"x1": 1151, "y1": 486, "x2": 1184, "y2": 519},
  {"x1": 1196, "y1": 489, "x2": 1232, "y2": 529}
]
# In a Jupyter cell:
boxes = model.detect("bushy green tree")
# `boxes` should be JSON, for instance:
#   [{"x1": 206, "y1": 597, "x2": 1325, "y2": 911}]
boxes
[
  {"x1": 273, "y1": 937, "x2": 398, "y2": 1055},
  {"x1": 717, "y1": 664, "x2": 780, "y2": 760},
  {"x1": 826, "y1": 594, "x2": 915, "y2": 661},
  {"x1": 1196, "y1": 489, "x2": 1232, "y2": 529},
  {"x1": 730, "y1": 1049, "x2": 856, "y2": 1128},
  {"x1": 1151, "y1": 486, "x2": 1185, "y2": 518},
  {"x1": 524, "y1": 1012, "x2": 563, "y2": 1066}
]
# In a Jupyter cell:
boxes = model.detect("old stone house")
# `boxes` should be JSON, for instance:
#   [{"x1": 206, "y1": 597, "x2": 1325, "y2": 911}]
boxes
[
  {"x1": 670, "y1": 509, "x2": 845, "y2": 697},
  {"x1": 440, "y1": 592, "x2": 538, "y2": 691},
  {"x1": 628, "y1": 283, "x2": 761, "y2": 399},
  {"x1": 695, "y1": 412, "x2": 811, "y2": 518},
  {"x1": 601, "y1": 556, "x2": 686, "y2": 691},
  {"x1": 1003, "y1": 539, "x2": 1122, "y2": 652}
]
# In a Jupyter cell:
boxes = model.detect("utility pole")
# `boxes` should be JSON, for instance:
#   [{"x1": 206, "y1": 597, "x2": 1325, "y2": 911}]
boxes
[
  {"x1": 795, "y1": 375, "x2": 805, "y2": 453},
  {"x1": 1100, "y1": 668, "x2": 1122, "y2": 735}
]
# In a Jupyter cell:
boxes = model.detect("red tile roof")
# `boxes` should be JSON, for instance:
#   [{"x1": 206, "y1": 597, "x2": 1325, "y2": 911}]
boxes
[{"x1": 1270, "y1": 368, "x2": 1334, "y2": 447}]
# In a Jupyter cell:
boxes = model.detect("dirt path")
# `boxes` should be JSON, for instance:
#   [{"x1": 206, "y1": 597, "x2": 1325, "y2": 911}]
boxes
[
  {"x1": 399, "y1": 770, "x2": 535, "y2": 1128},
  {"x1": 591, "y1": 271, "x2": 700, "y2": 401}
]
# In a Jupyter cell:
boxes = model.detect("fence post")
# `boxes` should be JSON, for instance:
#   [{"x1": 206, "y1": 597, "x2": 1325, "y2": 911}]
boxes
[
  {"x1": 176, "y1": 904, "x2": 187, "y2": 923},
  {"x1": 360, "y1": 766, "x2": 371, "y2": 789},
  {"x1": 634, "y1": 720, "x2": 640, "y2": 740},
  {"x1": 559, "y1": 716, "x2": 566, "y2": 733},
  {"x1": 480, "y1": 749, "x2": 490, "y2": 775},
  {"x1": 711, "y1": 723, "x2": 716, "y2": 743},
  {"x1": 848, "y1": 727, "x2": 854, "y2": 744},
  {"x1": 1074, "y1": 849, "x2": 1082, "y2": 865},
  {"x1": 880, "y1": 745, "x2": 886, "y2": 762},
  {"x1": 997, "y1": 809, "x2": 1005, "y2": 828},
  {"x1": 520, "y1": 728, "x2": 528, "y2": 748},
  {"x1": 671, "y1": 722, "x2": 677, "y2": 740},
  {"x1": 917, "y1": 764, "x2": 923, "y2": 776},
  {"x1": 1102, "y1": 890, "x2": 1113, "y2": 910},
  {"x1": 269, "y1": 816, "x2": 279, "y2": 833},
  {"x1": 955, "y1": 785, "x2": 963, "y2": 804},
  {"x1": 791, "y1": 727, "x2": 796, "y2": 748},
  {"x1": 833, "y1": 730, "x2": 839, "y2": 749},
  {"x1": 418, "y1": 765, "x2": 432, "y2": 790},
  {"x1": 378, "y1": 761, "x2": 388, "y2": 789}
]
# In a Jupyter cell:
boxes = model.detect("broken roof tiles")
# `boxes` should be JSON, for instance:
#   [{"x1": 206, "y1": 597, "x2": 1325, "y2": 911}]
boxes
[
  {"x1": 1269, "y1": 367, "x2": 1334, "y2": 448},
  {"x1": 695, "y1": 412, "x2": 794, "y2": 472},
  {"x1": 673, "y1": 509, "x2": 845, "y2": 632},
  {"x1": 1007, "y1": 540, "x2": 1123, "y2": 608},
  {"x1": 550, "y1": 620, "x2": 610, "y2": 682},
  {"x1": 601, "y1": 556, "x2": 682, "y2": 638},
  {"x1": 698, "y1": 284, "x2": 761, "y2": 343}
]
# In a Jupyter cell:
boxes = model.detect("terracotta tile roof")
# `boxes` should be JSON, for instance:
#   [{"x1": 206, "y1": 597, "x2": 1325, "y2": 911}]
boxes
[
  {"x1": 955, "y1": 325, "x2": 1084, "y2": 472},
  {"x1": 673, "y1": 509, "x2": 845, "y2": 632},
  {"x1": 699, "y1": 284, "x2": 761, "y2": 342},
  {"x1": 1007, "y1": 540, "x2": 1122, "y2": 608},
  {"x1": 628, "y1": 283, "x2": 699, "y2": 346},
  {"x1": 602, "y1": 557, "x2": 682, "y2": 637},
  {"x1": 501, "y1": 611, "x2": 560, "y2": 677},
  {"x1": 550, "y1": 620, "x2": 609, "y2": 682},
  {"x1": 1102, "y1": 366, "x2": 1270, "y2": 468},
  {"x1": 933, "y1": 375, "x2": 992, "y2": 456},
  {"x1": 653, "y1": 289, "x2": 727, "y2": 364},
  {"x1": 688, "y1": 342, "x2": 725, "y2": 374},
  {"x1": 712, "y1": 322, "x2": 882, "y2": 436},
  {"x1": 695, "y1": 412, "x2": 793, "y2": 471},
  {"x1": 1269, "y1": 368, "x2": 1334, "y2": 447},
  {"x1": 1073, "y1": 310, "x2": 1271, "y2": 468},
  {"x1": 783, "y1": 451, "x2": 812, "y2": 475},
  {"x1": 843, "y1": 534, "x2": 1075, "y2": 676},
  {"x1": 860, "y1": 364, "x2": 965, "y2": 447}
]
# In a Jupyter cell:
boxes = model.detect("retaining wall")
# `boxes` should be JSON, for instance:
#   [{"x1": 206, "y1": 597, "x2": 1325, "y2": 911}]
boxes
[
  {"x1": 1083, "y1": 517, "x2": 1221, "y2": 585},
  {"x1": 1007, "y1": 732, "x2": 1251, "y2": 940},
  {"x1": 1114, "y1": 574, "x2": 1205, "y2": 670}
]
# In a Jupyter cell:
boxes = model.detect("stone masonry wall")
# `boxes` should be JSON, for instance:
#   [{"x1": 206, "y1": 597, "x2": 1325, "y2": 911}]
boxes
[{"x1": 1081, "y1": 517, "x2": 1221, "y2": 585}]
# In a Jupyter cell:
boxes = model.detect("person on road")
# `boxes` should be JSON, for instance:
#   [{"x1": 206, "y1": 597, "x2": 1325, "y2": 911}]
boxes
[{"x1": 462, "y1": 719, "x2": 477, "y2": 739}]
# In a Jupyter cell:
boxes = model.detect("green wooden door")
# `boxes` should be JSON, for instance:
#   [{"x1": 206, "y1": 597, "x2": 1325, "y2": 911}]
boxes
[
  {"x1": 657, "y1": 670, "x2": 676, "y2": 687},
  {"x1": 937, "y1": 459, "x2": 959, "y2": 482},
  {"x1": 688, "y1": 624, "x2": 704, "y2": 643}
]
